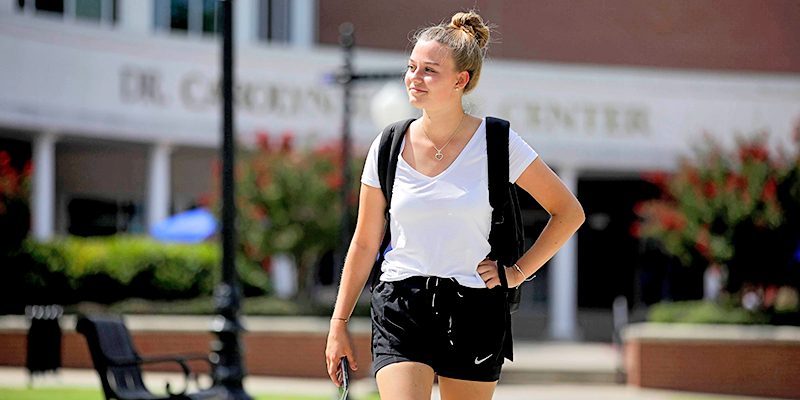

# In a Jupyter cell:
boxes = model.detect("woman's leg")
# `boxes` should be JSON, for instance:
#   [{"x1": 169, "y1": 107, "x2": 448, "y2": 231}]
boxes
[
  {"x1": 437, "y1": 376, "x2": 498, "y2": 400},
  {"x1": 375, "y1": 361, "x2": 435, "y2": 400}
]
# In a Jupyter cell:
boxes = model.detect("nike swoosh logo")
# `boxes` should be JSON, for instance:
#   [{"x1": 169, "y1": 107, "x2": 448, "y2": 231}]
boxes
[{"x1": 475, "y1": 354, "x2": 493, "y2": 364}]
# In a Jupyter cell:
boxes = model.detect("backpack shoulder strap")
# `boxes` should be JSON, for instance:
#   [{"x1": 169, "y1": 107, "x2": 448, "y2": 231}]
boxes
[
  {"x1": 485, "y1": 116, "x2": 510, "y2": 221},
  {"x1": 485, "y1": 116, "x2": 511, "y2": 288},
  {"x1": 370, "y1": 118, "x2": 415, "y2": 292},
  {"x1": 377, "y1": 118, "x2": 415, "y2": 218}
]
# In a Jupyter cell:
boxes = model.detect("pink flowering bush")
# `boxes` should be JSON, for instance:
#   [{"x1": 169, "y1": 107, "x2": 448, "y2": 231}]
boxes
[
  {"x1": 632, "y1": 120, "x2": 800, "y2": 316},
  {"x1": 0, "y1": 150, "x2": 32, "y2": 250},
  {"x1": 203, "y1": 131, "x2": 364, "y2": 302}
]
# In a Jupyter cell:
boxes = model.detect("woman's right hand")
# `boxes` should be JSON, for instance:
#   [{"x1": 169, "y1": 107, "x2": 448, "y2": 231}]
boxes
[{"x1": 325, "y1": 321, "x2": 358, "y2": 387}]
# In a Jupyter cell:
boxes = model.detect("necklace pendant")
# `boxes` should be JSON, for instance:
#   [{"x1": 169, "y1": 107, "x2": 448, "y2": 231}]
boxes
[{"x1": 435, "y1": 152, "x2": 444, "y2": 161}]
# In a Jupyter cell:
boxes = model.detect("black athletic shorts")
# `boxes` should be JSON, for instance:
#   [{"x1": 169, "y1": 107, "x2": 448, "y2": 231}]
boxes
[{"x1": 371, "y1": 275, "x2": 509, "y2": 382}]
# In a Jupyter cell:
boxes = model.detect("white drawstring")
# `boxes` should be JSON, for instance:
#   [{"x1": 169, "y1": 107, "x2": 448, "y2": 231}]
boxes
[{"x1": 425, "y1": 277, "x2": 461, "y2": 341}]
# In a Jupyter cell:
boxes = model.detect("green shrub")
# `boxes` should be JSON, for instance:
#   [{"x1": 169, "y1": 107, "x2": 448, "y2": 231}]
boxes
[
  {"x1": 3, "y1": 235, "x2": 270, "y2": 313},
  {"x1": 647, "y1": 300, "x2": 770, "y2": 325}
]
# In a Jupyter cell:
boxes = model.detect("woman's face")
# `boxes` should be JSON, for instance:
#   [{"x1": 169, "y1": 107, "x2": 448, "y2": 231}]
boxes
[{"x1": 405, "y1": 40, "x2": 466, "y2": 110}]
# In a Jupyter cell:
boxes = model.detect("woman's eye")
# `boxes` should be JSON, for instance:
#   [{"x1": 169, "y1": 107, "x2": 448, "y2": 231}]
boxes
[{"x1": 406, "y1": 65, "x2": 433, "y2": 73}]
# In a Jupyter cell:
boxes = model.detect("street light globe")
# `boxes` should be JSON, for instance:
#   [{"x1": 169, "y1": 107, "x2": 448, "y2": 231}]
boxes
[{"x1": 370, "y1": 82, "x2": 420, "y2": 130}]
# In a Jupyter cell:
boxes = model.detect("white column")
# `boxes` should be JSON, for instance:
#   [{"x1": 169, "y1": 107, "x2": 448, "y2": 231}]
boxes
[
  {"x1": 290, "y1": 0, "x2": 316, "y2": 48},
  {"x1": 188, "y1": 0, "x2": 203, "y2": 37},
  {"x1": 32, "y1": 132, "x2": 57, "y2": 241},
  {"x1": 548, "y1": 166, "x2": 580, "y2": 341},
  {"x1": 118, "y1": 0, "x2": 154, "y2": 34},
  {"x1": 63, "y1": 0, "x2": 76, "y2": 22},
  {"x1": 147, "y1": 142, "x2": 172, "y2": 231},
  {"x1": 234, "y1": 0, "x2": 256, "y2": 44},
  {"x1": 0, "y1": 0, "x2": 14, "y2": 15},
  {"x1": 100, "y1": 0, "x2": 114, "y2": 28}
]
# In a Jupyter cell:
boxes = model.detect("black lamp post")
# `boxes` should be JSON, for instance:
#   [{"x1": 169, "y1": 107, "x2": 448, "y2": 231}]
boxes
[
  {"x1": 211, "y1": 1, "x2": 253, "y2": 399},
  {"x1": 333, "y1": 23, "x2": 402, "y2": 284}
]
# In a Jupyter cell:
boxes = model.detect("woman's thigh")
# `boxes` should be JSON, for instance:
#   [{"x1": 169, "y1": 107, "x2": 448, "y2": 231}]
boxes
[
  {"x1": 375, "y1": 361, "x2": 435, "y2": 400},
  {"x1": 438, "y1": 375, "x2": 498, "y2": 400}
]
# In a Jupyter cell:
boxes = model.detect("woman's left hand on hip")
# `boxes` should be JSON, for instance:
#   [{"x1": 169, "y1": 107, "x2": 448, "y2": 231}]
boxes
[{"x1": 477, "y1": 257, "x2": 521, "y2": 289}]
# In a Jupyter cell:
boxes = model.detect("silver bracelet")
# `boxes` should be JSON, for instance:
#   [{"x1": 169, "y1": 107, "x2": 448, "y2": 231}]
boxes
[{"x1": 513, "y1": 263, "x2": 536, "y2": 282}]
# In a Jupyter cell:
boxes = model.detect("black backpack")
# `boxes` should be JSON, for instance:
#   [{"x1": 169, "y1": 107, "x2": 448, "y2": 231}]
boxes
[{"x1": 367, "y1": 116, "x2": 527, "y2": 314}]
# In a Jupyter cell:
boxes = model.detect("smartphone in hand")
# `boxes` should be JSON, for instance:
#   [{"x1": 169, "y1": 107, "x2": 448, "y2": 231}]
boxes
[{"x1": 338, "y1": 356, "x2": 350, "y2": 400}]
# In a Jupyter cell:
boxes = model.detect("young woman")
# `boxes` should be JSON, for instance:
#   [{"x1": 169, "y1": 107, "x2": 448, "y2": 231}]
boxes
[{"x1": 325, "y1": 10, "x2": 585, "y2": 400}]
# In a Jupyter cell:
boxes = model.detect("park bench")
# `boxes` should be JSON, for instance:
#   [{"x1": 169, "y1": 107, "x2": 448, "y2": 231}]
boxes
[{"x1": 76, "y1": 314, "x2": 223, "y2": 400}]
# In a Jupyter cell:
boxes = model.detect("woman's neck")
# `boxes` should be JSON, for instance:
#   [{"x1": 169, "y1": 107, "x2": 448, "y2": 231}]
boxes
[{"x1": 420, "y1": 105, "x2": 467, "y2": 143}]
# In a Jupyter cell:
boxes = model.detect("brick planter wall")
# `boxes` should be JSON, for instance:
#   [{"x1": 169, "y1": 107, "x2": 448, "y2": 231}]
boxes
[
  {"x1": 624, "y1": 323, "x2": 800, "y2": 399},
  {"x1": 0, "y1": 315, "x2": 373, "y2": 380}
]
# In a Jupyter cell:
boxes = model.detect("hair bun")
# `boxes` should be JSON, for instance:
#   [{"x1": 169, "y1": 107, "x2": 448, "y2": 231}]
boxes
[{"x1": 449, "y1": 11, "x2": 490, "y2": 49}]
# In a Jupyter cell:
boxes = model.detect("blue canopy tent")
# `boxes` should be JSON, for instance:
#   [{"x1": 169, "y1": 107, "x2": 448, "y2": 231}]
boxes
[{"x1": 149, "y1": 207, "x2": 217, "y2": 243}]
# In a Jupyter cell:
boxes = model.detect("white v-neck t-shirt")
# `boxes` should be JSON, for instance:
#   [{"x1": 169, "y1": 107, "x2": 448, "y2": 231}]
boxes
[{"x1": 361, "y1": 118, "x2": 539, "y2": 288}]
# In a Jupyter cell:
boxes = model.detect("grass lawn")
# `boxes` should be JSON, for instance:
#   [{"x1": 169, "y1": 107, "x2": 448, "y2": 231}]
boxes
[{"x1": 0, "y1": 387, "x2": 382, "y2": 400}]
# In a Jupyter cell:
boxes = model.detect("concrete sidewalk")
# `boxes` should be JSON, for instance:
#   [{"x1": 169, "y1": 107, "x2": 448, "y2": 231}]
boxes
[
  {"x1": 0, "y1": 367, "x2": 776, "y2": 400},
  {"x1": 501, "y1": 341, "x2": 622, "y2": 384}
]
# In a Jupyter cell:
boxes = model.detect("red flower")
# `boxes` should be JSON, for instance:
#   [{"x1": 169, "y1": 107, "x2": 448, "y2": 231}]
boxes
[
  {"x1": 22, "y1": 160, "x2": 33, "y2": 177},
  {"x1": 642, "y1": 171, "x2": 669, "y2": 192},
  {"x1": 686, "y1": 168, "x2": 700, "y2": 186},
  {"x1": 659, "y1": 210, "x2": 686, "y2": 231},
  {"x1": 197, "y1": 192, "x2": 215, "y2": 207},
  {"x1": 704, "y1": 181, "x2": 718, "y2": 198},
  {"x1": 695, "y1": 228, "x2": 710, "y2": 257},
  {"x1": 255, "y1": 130, "x2": 271, "y2": 152},
  {"x1": 325, "y1": 172, "x2": 343, "y2": 189},
  {"x1": 0, "y1": 151, "x2": 10, "y2": 168},
  {"x1": 243, "y1": 243, "x2": 258, "y2": 258},
  {"x1": 210, "y1": 159, "x2": 222, "y2": 178},
  {"x1": 725, "y1": 173, "x2": 748, "y2": 193},
  {"x1": 764, "y1": 285, "x2": 778, "y2": 308},
  {"x1": 347, "y1": 192, "x2": 358, "y2": 206},
  {"x1": 4, "y1": 169, "x2": 18, "y2": 193},
  {"x1": 262, "y1": 256, "x2": 273, "y2": 273},
  {"x1": 249, "y1": 205, "x2": 268, "y2": 220},
  {"x1": 280, "y1": 132, "x2": 295, "y2": 153},
  {"x1": 633, "y1": 201, "x2": 647, "y2": 216},
  {"x1": 256, "y1": 173, "x2": 271, "y2": 190},
  {"x1": 742, "y1": 190, "x2": 752, "y2": 206},
  {"x1": 629, "y1": 221, "x2": 642, "y2": 238},
  {"x1": 314, "y1": 139, "x2": 343, "y2": 164},
  {"x1": 760, "y1": 177, "x2": 777, "y2": 202},
  {"x1": 738, "y1": 144, "x2": 769, "y2": 164},
  {"x1": 0, "y1": 151, "x2": 14, "y2": 177}
]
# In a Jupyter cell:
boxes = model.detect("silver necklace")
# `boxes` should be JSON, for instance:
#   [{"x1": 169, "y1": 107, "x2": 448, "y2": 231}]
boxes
[{"x1": 421, "y1": 112, "x2": 467, "y2": 161}]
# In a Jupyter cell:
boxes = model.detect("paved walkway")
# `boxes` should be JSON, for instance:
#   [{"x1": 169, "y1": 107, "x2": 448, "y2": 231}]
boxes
[{"x1": 0, "y1": 367, "x2": 776, "y2": 400}]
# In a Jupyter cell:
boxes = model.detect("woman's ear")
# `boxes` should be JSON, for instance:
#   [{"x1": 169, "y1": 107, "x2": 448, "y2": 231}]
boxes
[{"x1": 458, "y1": 71, "x2": 470, "y2": 90}]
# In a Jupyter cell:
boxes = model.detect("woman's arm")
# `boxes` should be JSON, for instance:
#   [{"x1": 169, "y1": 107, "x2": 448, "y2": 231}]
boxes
[
  {"x1": 330, "y1": 182, "x2": 388, "y2": 324},
  {"x1": 509, "y1": 157, "x2": 585, "y2": 285}
]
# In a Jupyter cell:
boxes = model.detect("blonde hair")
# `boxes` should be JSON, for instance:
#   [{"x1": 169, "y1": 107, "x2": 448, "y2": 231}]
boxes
[{"x1": 413, "y1": 11, "x2": 491, "y2": 94}]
